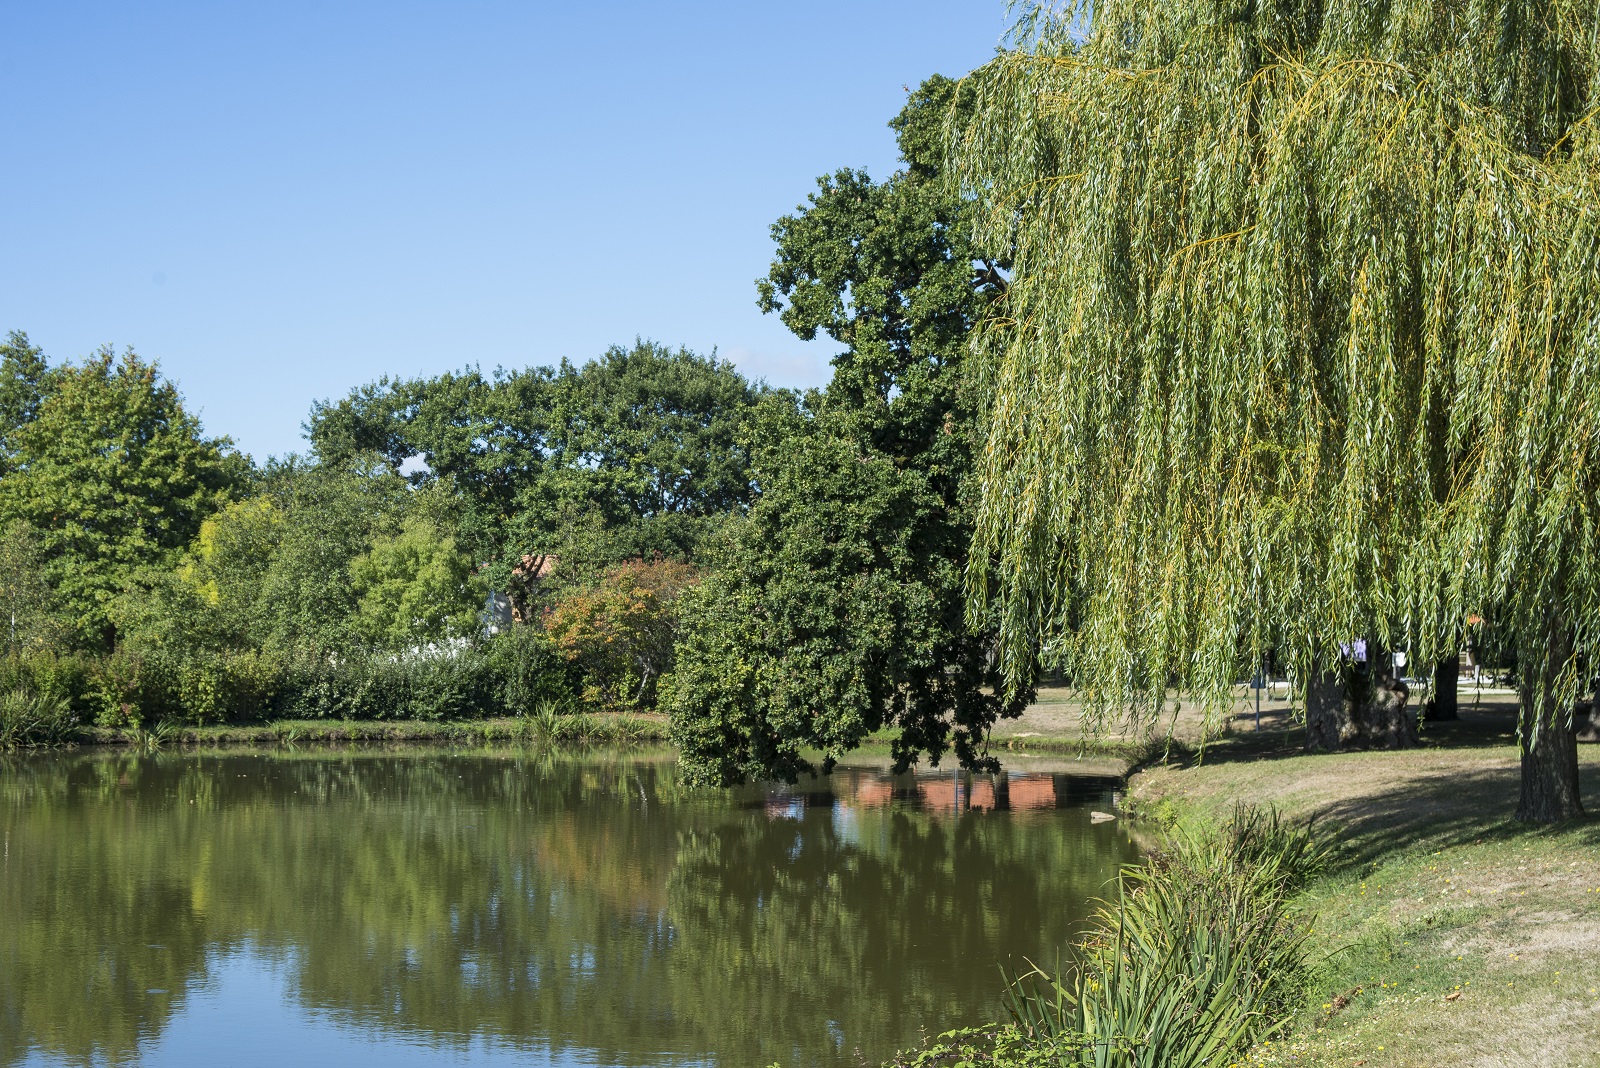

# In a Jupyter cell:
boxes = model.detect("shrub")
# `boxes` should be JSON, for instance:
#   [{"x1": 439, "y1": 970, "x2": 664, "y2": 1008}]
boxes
[
  {"x1": 173, "y1": 648, "x2": 284, "y2": 723},
  {"x1": 73, "y1": 647, "x2": 286, "y2": 726},
  {"x1": 484, "y1": 626, "x2": 571, "y2": 715},
  {"x1": 0, "y1": 652, "x2": 93, "y2": 718},
  {"x1": 545, "y1": 559, "x2": 695, "y2": 710},
  {"x1": 0, "y1": 629, "x2": 565, "y2": 727},
  {"x1": 272, "y1": 644, "x2": 502, "y2": 721},
  {"x1": 85, "y1": 649, "x2": 182, "y2": 727},
  {"x1": 0, "y1": 686, "x2": 77, "y2": 748}
]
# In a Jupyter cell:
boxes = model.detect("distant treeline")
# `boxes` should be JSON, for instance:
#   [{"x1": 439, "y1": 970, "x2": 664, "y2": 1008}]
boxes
[{"x1": 0, "y1": 335, "x2": 765, "y2": 726}]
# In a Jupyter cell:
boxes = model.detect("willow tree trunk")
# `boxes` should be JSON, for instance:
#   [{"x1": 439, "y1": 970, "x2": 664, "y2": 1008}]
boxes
[
  {"x1": 1304, "y1": 670, "x2": 1347, "y2": 753},
  {"x1": 1423, "y1": 656, "x2": 1459, "y2": 721},
  {"x1": 1516, "y1": 626, "x2": 1585, "y2": 823},
  {"x1": 1305, "y1": 652, "x2": 1417, "y2": 753}
]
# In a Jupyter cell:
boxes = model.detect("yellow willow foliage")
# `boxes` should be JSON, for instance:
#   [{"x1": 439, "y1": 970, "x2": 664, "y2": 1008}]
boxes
[{"x1": 951, "y1": 0, "x2": 1600, "y2": 731}]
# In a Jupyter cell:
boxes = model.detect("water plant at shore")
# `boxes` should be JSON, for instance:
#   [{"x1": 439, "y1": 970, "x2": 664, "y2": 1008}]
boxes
[
  {"x1": 0, "y1": 685, "x2": 76, "y2": 748},
  {"x1": 889, "y1": 806, "x2": 1323, "y2": 1067},
  {"x1": 126, "y1": 720, "x2": 175, "y2": 753},
  {"x1": 521, "y1": 697, "x2": 564, "y2": 742}
]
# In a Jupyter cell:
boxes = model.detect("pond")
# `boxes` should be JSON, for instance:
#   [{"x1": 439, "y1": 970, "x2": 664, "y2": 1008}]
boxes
[{"x1": 0, "y1": 748, "x2": 1140, "y2": 1068}]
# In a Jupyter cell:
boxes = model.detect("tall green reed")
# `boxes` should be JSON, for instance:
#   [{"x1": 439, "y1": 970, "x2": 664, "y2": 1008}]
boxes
[
  {"x1": 890, "y1": 806, "x2": 1323, "y2": 1067},
  {"x1": 0, "y1": 686, "x2": 77, "y2": 748}
]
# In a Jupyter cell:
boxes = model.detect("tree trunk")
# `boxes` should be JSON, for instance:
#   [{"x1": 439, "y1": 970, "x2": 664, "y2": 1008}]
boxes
[
  {"x1": 1423, "y1": 656, "x2": 1459, "y2": 721},
  {"x1": 1305, "y1": 653, "x2": 1417, "y2": 753},
  {"x1": 1516, "y1": 627, "x2": 1585, "y2": 823},
  {"x1": 1517, "y1": 702, "x2": 1583, "y2": 822},
  {"x1": 1579, "y1": 679, "x2": 1600, "y2": 743},
  {"x1": 1304, "y1": 669, "x2": 1347, "y2": 753}
]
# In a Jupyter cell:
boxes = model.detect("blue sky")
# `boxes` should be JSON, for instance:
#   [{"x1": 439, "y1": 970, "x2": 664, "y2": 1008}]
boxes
[{"x1": 0, "y1": 2, "x2": 1013, "y2": 460}]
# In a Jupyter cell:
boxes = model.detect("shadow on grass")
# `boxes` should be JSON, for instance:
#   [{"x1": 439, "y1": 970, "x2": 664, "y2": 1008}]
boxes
[
  {"x1": 1186, "y1": 700, "x2": 1524, "y2": 768},
  {"x1": 1307, "y1": 762, "x2": 1600, "y2": 872},
  {"x1": 1150, "y1": 699, "x2": 1600, "y2": 872}
]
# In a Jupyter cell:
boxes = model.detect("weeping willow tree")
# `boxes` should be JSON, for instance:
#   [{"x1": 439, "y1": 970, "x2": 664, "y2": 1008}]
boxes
[{"x1": 952, "y1": 0, "x2": 1600, "y2": 821}]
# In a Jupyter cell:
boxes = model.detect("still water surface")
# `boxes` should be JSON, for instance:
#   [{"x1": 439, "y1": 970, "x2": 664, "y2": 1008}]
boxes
[{"x1": 1, "y1": 748, "x2": 1138, "y2": 1067}]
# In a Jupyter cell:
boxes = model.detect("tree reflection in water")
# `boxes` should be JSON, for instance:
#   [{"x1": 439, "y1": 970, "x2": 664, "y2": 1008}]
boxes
[{"x1": 0, "y1": 750, "x2": 1138, "y2": 1068}]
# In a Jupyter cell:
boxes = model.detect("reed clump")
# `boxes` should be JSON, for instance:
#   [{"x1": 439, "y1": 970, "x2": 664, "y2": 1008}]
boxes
[
  {"x1": 516, "y1": 698, "x2": 665, "y2": 746},
  {"x1": 0, "y1": 686, "x2": 77, "y2": 749},
  {"x1": 890, "y1": 805, "x2": 1323, "y2": 1067}
]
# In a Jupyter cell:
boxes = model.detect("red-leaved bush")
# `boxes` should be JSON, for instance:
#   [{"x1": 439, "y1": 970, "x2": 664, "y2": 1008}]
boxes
[{"x1": 543, "y1": 559, "x2": 697, "y2": 710}]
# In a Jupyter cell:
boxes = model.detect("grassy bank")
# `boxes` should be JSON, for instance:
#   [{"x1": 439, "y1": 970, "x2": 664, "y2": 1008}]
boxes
[
  {"x1": 1125, "y1": 712, "x2": 1600, "y2": 1067},
  {"x1": 60, "y1": 711, "x2": 671, "y2": 748}
]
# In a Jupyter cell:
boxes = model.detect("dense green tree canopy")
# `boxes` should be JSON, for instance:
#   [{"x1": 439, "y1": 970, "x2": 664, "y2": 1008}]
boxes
[
  {"x1": 0, "y1": 348, "x2": 244, "y2": 648},
  {"x1": 667, "y1": 415, "x2": 1017, "y2": 785},
  {"x1": 307, "y1": 341, "x2": 767, "y2": 588},
  {"x1": 758, "y1": 75, "x2": 1000, "y2": 489},
  {"x1": 308, "y1": 367, "x2": 542, "y2": 562},
  {"x1": 107, "y1": 460, "x2": 456, "y2": 657},
  {"x1": 251, "y1": 459, "x2": 413, "y2": 651},
  {"x1": 350, "y1": 516, "x2": 483, "y2": 649},
  {"x1": 951, "y1": 0, "x2": 1600, "y2": 819},
  {"x1": 668, "y1": 78, "x2": 1024, "y2": 785},
  {"x1": 178, "y1": 496, "x2": 286, "y2": 644},
  {"x1": 0, "y1": 331, "x2": 51, "y2": 473},
  {"x1": 517, "y1": 342, "x2": 766, "y2": 577},
  {"x1": 0, "y1": 520, "x2": 65, "y2": 654}
]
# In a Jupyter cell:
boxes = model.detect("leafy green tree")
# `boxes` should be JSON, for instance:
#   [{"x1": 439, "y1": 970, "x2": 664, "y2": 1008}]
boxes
[
  {"x1": 110, "y1": 456, "x2": 472, "y2": 657},
  {"x1": 308, "y1": 366, "x2": 548, "y2": 566},
  {"x1": 349, "y1": 516, "x2": 484, "y2": 648},
  {"x1": 0, "y1": 331, "x2": 51, "y2": 474},
  {"x1": 301, "y1": 376, "x2": 426, "y2": 472},
  {"x1": 666, "y1": 77, "x2": 1021, "y2": 785},
  {"x1": 0, "y1": 348, "x2": 244, "y2": 648},
  {"x1": 521, "y1": 342, "x2": 766, "y2": 577},
  {"x1": 105, "y1": 569, "x2": 220, "y2": 660},
  {"x1": 667, "y1": 413, "x2": 1020, "y2": 786},
  {"x1": 0, "y1": 520, "x2": 66, "y2": 654},
  {"x1": 757, "y1": 75, "x2": 998, "y2": 487},
  {"x1": 181, "y1": 496, "x2": 285, "y2": 636},
  {"x1": 111, "y1": 496, "x2": 290, "y2": 656},
  {"x1": 951, "y1": 0, "x2": 1600, "y2": 821},
  {"x1": 252, "y1": 458, "x2": 411, "y2": 651},
  {"x1": 308, "y1": 341, "x2": 768, "y2": 595}
]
